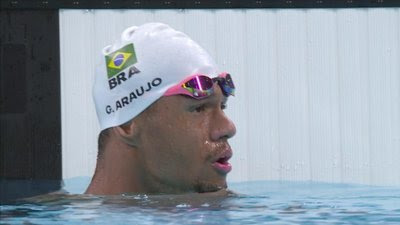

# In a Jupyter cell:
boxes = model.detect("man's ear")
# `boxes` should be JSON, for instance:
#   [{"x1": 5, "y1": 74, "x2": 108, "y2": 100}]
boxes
[{"x1": 113, "y1": 120, "x2": 140, "y2": 147}]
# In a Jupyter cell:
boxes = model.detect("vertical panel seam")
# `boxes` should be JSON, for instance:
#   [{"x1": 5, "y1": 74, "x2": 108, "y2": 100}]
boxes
[
  {"x1": 366, "y1": 9, "x2": 373, "y2": 186},
  {"x1": 335, "y1": 9, "x2": 344, "y2": 184},
  {"x1": 275, "y1": 10, "x2": 282, "y2": 181},
  {"x1": 305, "y1": 9, "x2": 313, "y2": 182}
]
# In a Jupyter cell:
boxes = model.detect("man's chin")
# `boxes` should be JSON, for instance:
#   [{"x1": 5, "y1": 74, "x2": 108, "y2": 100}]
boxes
[{"x1": 194, "y1": 180, "x2": 227, "y2": 193}]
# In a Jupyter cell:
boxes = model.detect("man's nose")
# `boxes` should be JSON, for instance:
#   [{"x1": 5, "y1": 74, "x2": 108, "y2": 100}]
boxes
[{"x1": 210, "y1": 110, "x2": 236, "y2": 141}]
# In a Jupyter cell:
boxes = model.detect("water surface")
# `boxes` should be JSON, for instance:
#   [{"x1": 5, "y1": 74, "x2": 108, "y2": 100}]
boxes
[{"x1": 1, "y1": 178, "x2": 399, "y2": 224}]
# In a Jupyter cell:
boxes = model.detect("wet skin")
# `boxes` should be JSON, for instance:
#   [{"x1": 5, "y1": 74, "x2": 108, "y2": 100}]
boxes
[{"x1": 134, "y1": 83, "x2": 236, "y2": 193}]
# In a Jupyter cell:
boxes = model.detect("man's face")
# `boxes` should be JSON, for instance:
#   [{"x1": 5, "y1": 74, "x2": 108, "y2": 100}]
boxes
[{"x1": 135, "y1": 84, "x2": 236, "y2": 193}]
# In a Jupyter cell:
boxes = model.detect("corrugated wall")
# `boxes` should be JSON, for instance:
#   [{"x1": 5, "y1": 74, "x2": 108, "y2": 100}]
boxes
[{"x1": 60, "y1": 8, "x2": 400, "y2": 186}]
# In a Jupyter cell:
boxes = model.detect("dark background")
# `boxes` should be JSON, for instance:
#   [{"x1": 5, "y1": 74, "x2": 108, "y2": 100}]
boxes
[
  {"x1": 1, "y1": 0, "x2": 400, "y2": 9},
  {"x1": 0, "y1": 10, "x2": 61, "y2": 203}
]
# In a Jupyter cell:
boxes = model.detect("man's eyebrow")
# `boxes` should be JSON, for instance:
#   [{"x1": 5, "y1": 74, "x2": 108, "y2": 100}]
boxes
[
  {"x1": 179, "y1": 94, "x2": 227, "y2": 105},
  {"x1": 201, "y1": 95, "x2": 229, "y2": 106}
]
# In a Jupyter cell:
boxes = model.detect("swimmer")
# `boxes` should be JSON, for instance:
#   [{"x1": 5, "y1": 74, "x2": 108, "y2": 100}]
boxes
[{"x1": 86, "y1": 23, "x2": 236, "y2": 195}]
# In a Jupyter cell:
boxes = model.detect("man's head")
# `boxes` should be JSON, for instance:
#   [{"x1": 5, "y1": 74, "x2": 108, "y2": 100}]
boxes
[{"x1": 88, "y1": 23, "x2": 236, "y2": 195}]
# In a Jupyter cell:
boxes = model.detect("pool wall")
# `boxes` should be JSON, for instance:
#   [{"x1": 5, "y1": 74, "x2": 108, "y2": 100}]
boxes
[{"x1": 59, "y1": 8, "x2": 400, "y2": 186}]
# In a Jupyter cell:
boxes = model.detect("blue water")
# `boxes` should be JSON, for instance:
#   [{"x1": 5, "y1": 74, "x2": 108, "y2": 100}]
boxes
[{"x1": 1, "y1": 178, "x2": 399, "y2": 224}]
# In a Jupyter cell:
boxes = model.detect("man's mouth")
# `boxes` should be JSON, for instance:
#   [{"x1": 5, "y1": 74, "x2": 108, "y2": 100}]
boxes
[{"x1": 212, "y1": 148, "x2": 233, "y2": 175}]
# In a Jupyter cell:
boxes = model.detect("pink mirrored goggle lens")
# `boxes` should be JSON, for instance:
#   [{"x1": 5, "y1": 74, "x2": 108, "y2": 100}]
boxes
[
  {"x1": 184, "y1": 75, "x2": 214, "y2": 98},
  {"x1": 164, "y1": 73, "x2": 235, "y2": 99}
]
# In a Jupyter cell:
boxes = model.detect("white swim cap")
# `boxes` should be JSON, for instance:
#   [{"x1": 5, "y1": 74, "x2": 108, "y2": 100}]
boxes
[{"x1": 93, "y1": 23, "x2": 218, "y2": 130}]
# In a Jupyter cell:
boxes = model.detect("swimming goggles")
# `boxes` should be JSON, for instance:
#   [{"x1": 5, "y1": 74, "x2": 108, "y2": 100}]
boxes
[{"x1": 164, "y1": 73, "x2": 235, "y2": 99}]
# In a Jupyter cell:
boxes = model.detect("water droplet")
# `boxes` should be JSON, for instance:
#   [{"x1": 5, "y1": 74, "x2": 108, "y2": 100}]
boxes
[
  {"x1": 176, "y1": 203, "x2": 191, "y2": 208},
  {"x1": 201, "y1": 203, "x2": 210, "y2": 207}
]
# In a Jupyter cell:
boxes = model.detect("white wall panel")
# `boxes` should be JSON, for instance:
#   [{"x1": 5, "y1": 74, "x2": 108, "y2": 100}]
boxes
[
  {"x1": 60, "y1": 8, "x2": 400, "y2": 186},
  {"x1": 306, "y1": 10, "x2": 341, "y2": 183},
  {"x1": 336, "y1": 9, "x2": 371, "y2": 185},
  {"x1": 276, "y1": 10, "x2": 312, "y2": 181},
  {"x1": 60, "y1": 10, "x2": 98, "y2": 180},
  {"x1": 245, "y1": 10, "x2": 280, "y2": 181},
  {"x1": 367, "y1": 9, "x2": 400, "y2": 186}
]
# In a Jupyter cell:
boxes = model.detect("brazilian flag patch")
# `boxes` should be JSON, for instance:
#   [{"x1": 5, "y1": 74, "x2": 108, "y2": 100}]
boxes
[{"x1": 105, "y1": 43, "x2": 137, "y2": 79}]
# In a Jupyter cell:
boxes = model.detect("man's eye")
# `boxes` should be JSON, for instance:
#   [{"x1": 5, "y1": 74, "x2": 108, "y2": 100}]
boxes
[
  {"x1": 221, "y1": 103, "x2": 227, "y2": 110},
  {"x1": 194, "y1": 105, "x2": 206, "y2": 113}
]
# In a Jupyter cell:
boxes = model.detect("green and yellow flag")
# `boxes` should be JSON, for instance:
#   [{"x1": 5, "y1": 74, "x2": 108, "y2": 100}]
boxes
[{"x1": 105, "y1": 43, "x2": 137, "y2": 79}]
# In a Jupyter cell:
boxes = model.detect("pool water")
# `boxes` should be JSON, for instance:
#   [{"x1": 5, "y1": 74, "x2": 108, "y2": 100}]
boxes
[{"x1": 1, "y1": 178, "x2": 399, "y2": 224}]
